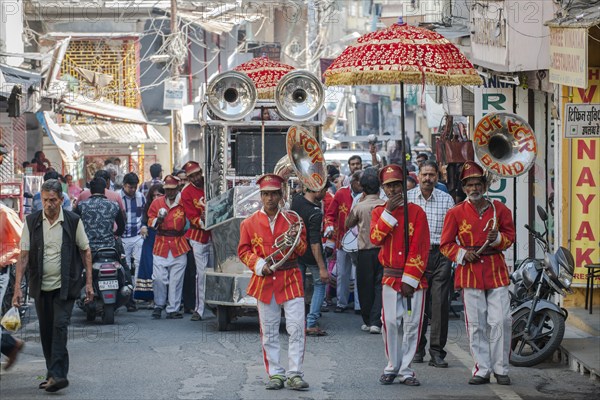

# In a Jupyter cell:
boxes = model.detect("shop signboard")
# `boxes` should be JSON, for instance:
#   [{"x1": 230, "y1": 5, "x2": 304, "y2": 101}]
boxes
[
  {"x1": 562, "y1": 69, "x2": 600, "y2": 286},
  {"x1": 549, "y1": 27, "x2": 588, "y2": 89},
  {"x1": 564, "y1": 103, "x2": 600, "y2": 138}
]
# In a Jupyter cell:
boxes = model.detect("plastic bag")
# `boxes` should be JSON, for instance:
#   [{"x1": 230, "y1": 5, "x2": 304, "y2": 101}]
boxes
[{"x1": 1, "y1": 306, "x2": 22, "y2": 333}]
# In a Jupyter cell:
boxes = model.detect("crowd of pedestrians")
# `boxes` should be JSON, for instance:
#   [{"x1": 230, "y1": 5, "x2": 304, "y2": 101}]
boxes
[{"x1": 2, "y1": 149, "x2": 516, "y2": 394}]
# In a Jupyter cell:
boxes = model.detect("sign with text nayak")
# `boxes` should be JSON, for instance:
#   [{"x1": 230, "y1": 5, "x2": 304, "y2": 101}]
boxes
[{"x1": 562, "y1": 69, "x2": 600, "y2": 286}]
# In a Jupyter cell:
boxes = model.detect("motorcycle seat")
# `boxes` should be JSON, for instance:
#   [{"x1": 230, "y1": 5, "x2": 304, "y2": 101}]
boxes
[{"x1": 93, "y1": 248, "x2": 119, "y2": 262}]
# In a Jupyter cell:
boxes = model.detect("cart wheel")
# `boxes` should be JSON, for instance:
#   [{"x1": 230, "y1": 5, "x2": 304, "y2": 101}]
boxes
[{"x1": 217, "y1": 306, "x2": 230, "y2": 331}]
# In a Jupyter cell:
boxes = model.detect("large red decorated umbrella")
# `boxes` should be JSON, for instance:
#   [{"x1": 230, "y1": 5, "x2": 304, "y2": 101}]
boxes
[
  {"x1": 323, "y1": 22, "x2": 482, "y2": 87},
  {"x1": 234, "y1": 56, "x2": 295, "y2": 99},
  {"x1": 324, "y1": 21, "x2": 482, "y2": 300}
]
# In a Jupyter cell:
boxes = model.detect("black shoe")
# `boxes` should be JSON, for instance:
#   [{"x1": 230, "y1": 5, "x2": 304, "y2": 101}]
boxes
[
  {"x1": 428, "y1": 355, "x2": 448, "y2": 368},
  {"x1": 45, "y1": 377, "x2": 69, "y2": 393},
  {"x1": 494, "y1": 374, "x2": 511, "y2": 385},
  {"x1": 412, "y1": 353, "x2": 424, "y2": 363},
  {"x1": 334, "y1": 306, "x2": 346, "y2": 313},
  {"x1": 468, "y1": 375, "x2": 490, "y2": 385},
  {"x1": 166, "y1": 312, "x2": 183, "y2": 319}
]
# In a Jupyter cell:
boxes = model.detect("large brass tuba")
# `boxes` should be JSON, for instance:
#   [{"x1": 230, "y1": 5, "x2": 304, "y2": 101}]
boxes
[
  {"x1": 267, "y1": 125, "x2": 327, "y2": 271},
  {"x1": 471, "y1": 112, "x2": 538, "y2": 255},
  {"x1": 473, "y1": 112, "x2": 537, "y2": 179}
]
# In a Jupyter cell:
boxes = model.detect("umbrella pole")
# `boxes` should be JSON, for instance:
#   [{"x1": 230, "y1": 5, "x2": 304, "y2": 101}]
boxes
[
  {"x1": 261, "y1": 106, "x2": 265, "y2": 175},
  {"x1": 400, "y1": 83, "x2": 409, "y2": 255},
  {"x1": 400, "y1": 82, "x2": 411, "y2": 314}
]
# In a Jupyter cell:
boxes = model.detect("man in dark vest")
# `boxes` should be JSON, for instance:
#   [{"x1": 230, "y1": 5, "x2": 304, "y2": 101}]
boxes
[{"x1": 12, "y1": 179, "x2": 93, "y2": 393}]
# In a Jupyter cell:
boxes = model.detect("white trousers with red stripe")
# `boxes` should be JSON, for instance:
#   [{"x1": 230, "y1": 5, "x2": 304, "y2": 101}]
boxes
[
  {"x1": 257, "y1": 295, "x2": 305, "y2": 378},
  {"x1": 153, "y1": 251, "x2": 187, "y2": 313},
  {"x1": 190, "y1": 239, "x2": 214, "y2": 316},
  {"x1": 463, "y1": 286, "x2": 511, "y2": 378},
  {"x1": 381, "y1": 285, "x2": 425, "y2": 379}
]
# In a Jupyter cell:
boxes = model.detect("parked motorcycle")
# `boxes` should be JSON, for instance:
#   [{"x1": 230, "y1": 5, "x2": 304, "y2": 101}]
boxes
[
  {"x1": 509, "y1": 206, "x2": 575, "y2": 367},
  {"x1": 77, "y1": 248, "x2": 131, "y2": 324}
]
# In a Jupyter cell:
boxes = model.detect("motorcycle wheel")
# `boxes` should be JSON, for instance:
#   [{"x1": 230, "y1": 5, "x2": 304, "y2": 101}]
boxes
[
  {"x1": 102, "y1": 304, "x2": 115, "y2": 325},
  {"x1": 510, "y1": 307, "x2": 565, "y2": 367},
  {"x1": 86, "y1": 308, "x2": 96, "y2": 322}
]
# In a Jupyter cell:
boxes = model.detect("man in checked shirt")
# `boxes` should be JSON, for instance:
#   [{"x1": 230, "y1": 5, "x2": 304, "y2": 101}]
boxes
[
  {"x1": 407, "y1": 160, "x2": 455, "y2": 368},
  {"x1": 120, "y1": 172, "x2": 146, "y2": 312}
]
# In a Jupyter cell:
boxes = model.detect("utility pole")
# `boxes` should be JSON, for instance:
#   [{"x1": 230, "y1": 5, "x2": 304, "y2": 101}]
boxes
[
  {"x1": 170, "y1": 0, "x2": 183, "y2": 169},
  {"x1": 306, "y1": 0, "x2": 317, "y2": 74}
]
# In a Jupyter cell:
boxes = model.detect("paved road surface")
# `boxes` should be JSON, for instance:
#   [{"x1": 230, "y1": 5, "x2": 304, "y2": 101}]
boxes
[{"x1": 1, "y1": 303, "x2": 598, "y2": 399}]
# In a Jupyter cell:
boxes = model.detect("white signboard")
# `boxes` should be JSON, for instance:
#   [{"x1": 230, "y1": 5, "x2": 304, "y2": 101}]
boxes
[
  {"x1": 564, "y1": 103, "x2": 600, "y2": 138},
  {"x1": 549, "y1": 27, "x2": 588, "y2": 89},
  {"x1": 163, "y1": 79, "x2": 185, "y2": 110}
]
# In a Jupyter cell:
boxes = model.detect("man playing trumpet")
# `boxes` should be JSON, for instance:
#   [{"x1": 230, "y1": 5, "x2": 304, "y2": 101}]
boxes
[
  {"x1": 440, "y1": 161, "x2": 515, "y2": 385},
  {"x1": 238, "y1": 173, "x2": 309, "y2": 391}
]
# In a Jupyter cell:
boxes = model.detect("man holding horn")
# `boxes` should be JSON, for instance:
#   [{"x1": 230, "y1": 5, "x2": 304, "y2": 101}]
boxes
[
  {"x1": 238, "y1": 173, "x2": 309, "y2": 391},
  {"x1": 440, "y1": 161, "x2": 515, "y2": 385}
]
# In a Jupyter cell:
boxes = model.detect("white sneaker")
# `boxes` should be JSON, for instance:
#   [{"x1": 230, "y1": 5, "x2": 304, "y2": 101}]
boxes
[
  {"x1": 370, "y1": 325, "x2": 382, "y2": 334},
  {"x1": 361, "y1": 324, "x2": 370, "y2": 332}
]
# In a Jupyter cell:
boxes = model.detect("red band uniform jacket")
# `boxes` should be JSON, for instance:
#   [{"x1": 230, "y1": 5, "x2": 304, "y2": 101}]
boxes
[
  {"x1": 238, "y1": 210, "x2": 308, "y2": 304},
  {"x1": 440, "y1": 200, "x2": 515, "y2": 290},
  {"x1": 148, "y1": 196, "x2": 191, "y2": 258},
  {"x1": 324, "y1": 187, "x2": 353, "y2": 249},
  {"x1": 180, "y1": 183, "x2": 211, "y2": 244},
  {"x1": 370, "y1": 203, "x2": 430, "y2": 291}
]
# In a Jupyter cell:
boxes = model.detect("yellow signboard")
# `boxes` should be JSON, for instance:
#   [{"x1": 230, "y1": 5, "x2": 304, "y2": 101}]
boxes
[{"x1": 562, "y1": 69, "x2": 600, "y2": 286}]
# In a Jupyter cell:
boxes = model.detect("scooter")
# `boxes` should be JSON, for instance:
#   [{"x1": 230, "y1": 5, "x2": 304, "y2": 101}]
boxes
[
  {"x1": 509, "y1": 206, "x2": 575, "y2": 367},
  {"x1": 77, "y1": 247, "x2": 131, "y2": 324}
]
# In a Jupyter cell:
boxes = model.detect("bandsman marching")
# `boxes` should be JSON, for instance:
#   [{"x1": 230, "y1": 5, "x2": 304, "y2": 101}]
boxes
[
  {"x1": 370, "y1": 164, "x2": 430, "y2": 387},
  {"x1": 238, "y1": 174, "x2": 309, "y2": 391},
  {"x1": 440, "y1": 161, "x2": 515, "y2": 385}
]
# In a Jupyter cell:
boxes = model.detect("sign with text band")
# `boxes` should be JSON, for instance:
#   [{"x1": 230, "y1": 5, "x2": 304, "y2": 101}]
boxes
[
  {"x1": 564, "y1": 103, "x2": 600, "y2": 138},
  {"x1": 163, "y1": 79, "x2": 185, "y2": 110}
]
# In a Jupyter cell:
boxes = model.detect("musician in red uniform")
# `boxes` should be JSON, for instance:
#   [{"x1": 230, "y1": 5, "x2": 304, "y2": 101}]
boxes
[
  {"x1": 370, "y1": 164, "x2": 430, "y2": 387},
  {"x1": 147, "y1": 175, "x2": 191, "y2": 320},
  {"x1": 324, "y1": 172, "x2": 363, "y2": 313},
  {"x1": 180, "y1": 161, "x2": 213, "y2": 321},
  {"x1": 238, "y1": 174, "x2": 309, "y2": 391},
  {"x1": 440, "y1": 161, "x2": 515, "y2": 385}
]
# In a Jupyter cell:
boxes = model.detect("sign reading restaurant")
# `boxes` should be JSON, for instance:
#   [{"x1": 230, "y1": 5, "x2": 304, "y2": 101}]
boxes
[
  {"x1": 549, "y1": 27, "x2": 588, "y2": 89},
  {"x1": 565, "y1": 103, "x2": 600, "y2": 138}
]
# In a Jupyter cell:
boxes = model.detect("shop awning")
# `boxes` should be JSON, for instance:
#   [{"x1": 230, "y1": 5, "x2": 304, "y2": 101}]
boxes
[
  {"x1": 0, "y1": 64, "x2": 41, "y2": 96},
  {"x1": 154, "y1": 3, "x2": 262, "y2": 35},
  {"x1": 69, "y1": 124, "x2": 167, "y2": 145},
  {"x1": 58, "y1": 95, "x2": 155, "y2": 125}
]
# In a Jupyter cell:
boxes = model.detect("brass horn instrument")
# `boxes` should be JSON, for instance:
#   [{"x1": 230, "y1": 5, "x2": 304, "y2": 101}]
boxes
[
  {"x1": 473, "y1": 112, "x2": 537, "y2": 179},
  {"x1": 472, "y1": 112, "x2": 538, "y2": 255},
  {"x1": 266, "y1": 125, "x2": 327, "y2": 271}
]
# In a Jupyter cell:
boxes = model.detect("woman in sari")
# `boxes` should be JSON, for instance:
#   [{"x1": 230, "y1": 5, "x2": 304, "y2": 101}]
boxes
[{"x1": 134, "y1": 184, "x2": 165, "y2": 301}]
